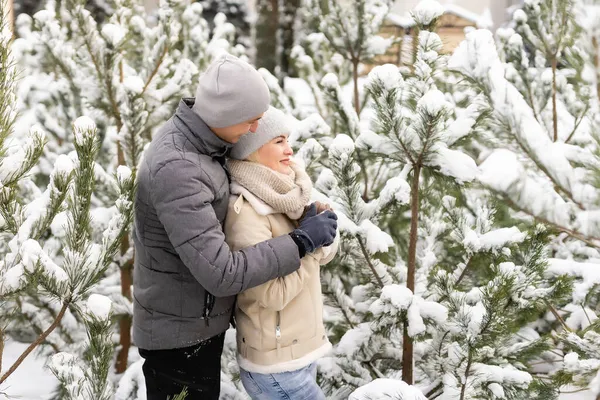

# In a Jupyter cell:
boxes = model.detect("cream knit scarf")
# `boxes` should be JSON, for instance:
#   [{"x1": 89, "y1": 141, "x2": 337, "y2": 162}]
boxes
[{"x1": 227, "y1": 159, "x2": 313, "y2": 220}]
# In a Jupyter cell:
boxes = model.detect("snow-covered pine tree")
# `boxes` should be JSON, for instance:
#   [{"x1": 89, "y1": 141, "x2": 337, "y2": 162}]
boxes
[
  {"x1": 14, "y1": 0, "x2": 115, "y2": 24},
  {"x1": 297, "y1": 0, "x2": 394, "y2": 114},
  {"x1": 278, "y1": 0, "x2": 301, "y2": 78},
  {"x1": 0, "y1": 2, "x2": 43, "y2": 375},
  {"x1": 199, "y1": 0, "x2": 251, "y2": 48},
  {"x1": 580, "y1": 0, "x2": 600, "y2": 101},
  {"x1": 263, "y1": 1, "x2": 576, "y2": 398},
  {"x1": 253, "y1": 0, "x2": 302, "y2": 79},
  {"x1": 448, "y1": 0, "x2": 600, "y2": 395},
  {"x1": 254, "y1": 0, "x2": 278, "y2": 73},
  {"x1": 0, "y1": 115, "x2": 135, "y2": 400},
  {"x1": 0, "y1": 7, "x2": 135, "y2": 396},
  {"x1": 11, "y1": 0, "x2": 243, "y2": 378},
  {"x1": 258, "y1": 0, "x2": 391, "y2": 119},
  {"x1": 258, "y1": 0, "x2": 397, "y2": 208}
]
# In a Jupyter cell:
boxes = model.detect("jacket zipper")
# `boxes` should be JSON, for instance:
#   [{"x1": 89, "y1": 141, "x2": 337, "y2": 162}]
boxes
[
  {"x1": 275, "y1": 311, "x2": 282, "y2": 354},
  {"x1": 203, "y1": 291, "x2": 215, "y2": 327}
]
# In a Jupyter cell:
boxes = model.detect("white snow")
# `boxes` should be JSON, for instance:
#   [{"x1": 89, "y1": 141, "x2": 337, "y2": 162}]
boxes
[
  {"x1": 0, "y1": 127, "x2": 45, "y2": 183},
  {"x1": 370, "y1": 285, "x2": 447, "y2": 336},
  {"x1": 546, "y1": 258, "x2": 600, "y2": 303},
  {"x1": 450, "y1": 30, "x2": 577, "y2": 197},
  {"x1": 478, "y1": 149, "x2": 572, "y2": 227},
  {"x1": 564, "y1": 305, "x2": 598, "y2": 331},
  {"x1": 349, "y1": 378, "x2": 427, "y2": 400},
  {"x1": 432, "y1": 146, "x2": 478, "y2": 183},
  {"x1": 407, "y1": 303, "x2": 427, "y2": 336},
  {"x1": 417, "y1": 89, "x2": 448, "y2": 116},
  {"x1": 488, "y1": 382, "x2": 505, "y2": 398},
  {"x1": 123, "y1": 76, "x2": 145, "y2": 95},
  {"x1": 73, "y1": 116, "x2": 96, "y2": 132},
  {"x1": 472, "y1": 363, "x2": 532, "y2": 387},
  {"x1": 290, "y1": 114, "x2": 331, "y2": 144},
  {"x1": 370, "y1": 176, "x2": 411, "y2": 210},
  {"x1": 20, "y1": 239, "x2": 68, "y2": 282},
  {"x1": 378, "y1": 284, "x2": 413, "y2": 311},
  {"x1": 466, "y1": 301, "x2": 486, "y2": 336},
  {"x1": 329, "y1": 134, "x2": 356, "y2": 159},
  {"x1": 114, "y1": 359, "x2": 146, "y2": 400},
  {"x1": 320, "y1": 73, "x2": 339, "y2": 89},
  {"x1": 366, "y1": 35, "x2": 393, "y2": 56},
  {"x1": 463, "y1": 227, "x2": 527, "y2": 252},
  {"x1": 0, "y1": 340, "x2": 58, "y2": 400},
  {"x1": 73, "y1": 116, "x2": 97, "y2": 146},
  {"x1": 368, "y1": 63, "x2": 404, "y2": 91},
  {"x1": 477, "y1": 150, "x2": 522, "y2": 192},
  {"x1": 411, "y1": 0, "x2": 444, "y2": 26},
  {"x1": 48, "y1": 352, "x2": 85, "y2": 393},
  {"x1": 386, "y1": 12, "x2": 417, "y2": 28},
  {"x1": 116, "y1": 165, "x2": 132, "y2": 183},
  {"x1": 335, "y1": 323, "x2": 372, "y2": 357},
  {"x1": 50, "y1": 211, "x2": 69, "y2": 238},
  {"x1": 53, "y1": 154, "x2": 75, "y2": 175},
  {"x1": 101, "y1": 23, "x2": 126, "y2": 46},
  {"x1": 513, "y1": 9, "x2": 528, "y2": 24},
  {"x1": 419, "y1": 300, "x2": 448, "y2": 324},
  {"x1": 356, "y1": 130, "x2": 396, "y2": 156},
  {"x1": 445, "y1": 103, "x2": 479, "y2": 145},
  {"x1": 1, "y1": 263, "x2": 27, "y2": 293},
  {"x1": 86, "y1": 293, "x2": 112, "y2": 320},
  {"x1": 360, "y1": 219, "x2": 394, "y2": 253}
]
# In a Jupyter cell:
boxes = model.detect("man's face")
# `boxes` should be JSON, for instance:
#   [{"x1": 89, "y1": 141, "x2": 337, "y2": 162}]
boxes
[{"x1": 211, "y1": 114, "x2": 264, "y2": 144}]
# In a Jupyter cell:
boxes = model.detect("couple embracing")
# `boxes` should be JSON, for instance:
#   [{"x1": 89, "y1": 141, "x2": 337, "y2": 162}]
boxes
[{"x1": 133, "y1": 54, "x2": 338, "y2": 400}]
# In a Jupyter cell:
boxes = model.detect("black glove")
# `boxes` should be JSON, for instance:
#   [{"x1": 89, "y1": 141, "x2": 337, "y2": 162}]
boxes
[{"x1": 289, "y1": 203, "x2": 338, "y2": 257}]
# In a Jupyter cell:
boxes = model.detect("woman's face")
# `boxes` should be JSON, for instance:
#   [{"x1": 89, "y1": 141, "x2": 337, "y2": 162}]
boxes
[{"x1": 254, "y1": 135, "x2": 294, "y2": 174}]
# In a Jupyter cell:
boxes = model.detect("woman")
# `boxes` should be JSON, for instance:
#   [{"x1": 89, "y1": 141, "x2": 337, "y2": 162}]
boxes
[{"x1": 224, "y1": 106, "x2": 338, "y2": 400}]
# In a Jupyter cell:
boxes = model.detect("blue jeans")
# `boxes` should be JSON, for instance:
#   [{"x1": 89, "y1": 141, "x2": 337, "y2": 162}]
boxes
[{"x1": 239, "y1": 363, "x2": 326, "y2": 400}]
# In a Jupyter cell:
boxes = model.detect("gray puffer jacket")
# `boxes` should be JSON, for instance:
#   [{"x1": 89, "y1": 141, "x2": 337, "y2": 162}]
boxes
[{"x1": 132, "y1": 98, "x2": 301, "y2": 350}]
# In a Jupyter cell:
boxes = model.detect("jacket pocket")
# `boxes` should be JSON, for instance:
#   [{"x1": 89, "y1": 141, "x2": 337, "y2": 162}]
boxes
[{"x1": 279, "y1": 290, "x2": 316, "y2": 346}]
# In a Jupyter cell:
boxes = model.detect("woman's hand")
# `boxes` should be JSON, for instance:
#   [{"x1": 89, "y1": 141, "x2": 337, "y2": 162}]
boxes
[
  {"x1": 300, "y1": 201, "x2": 332, "y2": 220},
  {"x1": 314, "y1": 201, "x2": 332, "y2": 214},
  {"x1": 302, "y1": 201, "x2": 333, "y2": 216}
]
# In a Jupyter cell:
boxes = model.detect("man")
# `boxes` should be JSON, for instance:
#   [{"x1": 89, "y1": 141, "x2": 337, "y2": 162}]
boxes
[{"x1": 132, "y1": 54, "x2": 338, "y2": 400}]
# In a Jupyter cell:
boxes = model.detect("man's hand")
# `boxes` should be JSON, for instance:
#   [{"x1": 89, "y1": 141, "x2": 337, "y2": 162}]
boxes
[{"x1": 292, "y1": 203, "x2": 338, "y2": 255}]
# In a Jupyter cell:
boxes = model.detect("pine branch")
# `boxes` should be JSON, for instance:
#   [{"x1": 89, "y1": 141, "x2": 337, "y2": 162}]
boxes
[
  {"x1": 424, "y1": 381, "x2": 443, "y2": 399},
  {"x1": 352, "y1": 58, "x2": 360, "y2": 114},
  {"x1": 0, "y1": 328, "x2": 4, "y2": 376},
  {"x1": 0, "y1": 300, "x2": 70, "y2": 385},
  {"x1": 564, "y1": 106, "x2": 588, "y2": 144},
  {"x1": 486, "y1": 186, "x2": 600, "y2": 247},
  {"x1": 454, "y1": 256, "x2": 474, "y2": 287},
  {"x1": 523, "y1": 77, "x2": 540, "y2": 122},
  {"x1": 141, "y1": 45, "x2": 168, "y2": 96},
  {"x1": 547, "y1": 301, "x2": 572, "y2": 333},
  {"x1": 551, "y1": 55, "x2": 558, "y2": 142},
  {"x1": 402, "y1": 163, "x2": 421, "y2": 385},
  {"x1": 459, "y1": 349, "x2": 474, "y2": 400},
  {"x1": 70, "y1": 3, "x2": 123, "y2": 130},
  {"x1": 356, "y1": 236, "x2": 384, "y2": 288},
  {"x1": 593, "y1": 37, "x2": 600, "y2": 101},
  {"x1": 40, "y1": 41, "x2": 84, "y2": 118}
]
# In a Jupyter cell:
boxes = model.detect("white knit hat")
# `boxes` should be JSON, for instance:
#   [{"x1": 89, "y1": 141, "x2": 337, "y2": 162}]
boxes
[
  {"x1": 229, "y1": 106, "x2": 292, "y2": 160},
  {"x1": 192, "y1": 54, "x2": 271, "y2": 128}
]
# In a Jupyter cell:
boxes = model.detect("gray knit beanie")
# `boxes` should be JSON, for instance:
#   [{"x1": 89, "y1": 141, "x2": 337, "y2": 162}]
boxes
[
  {"x1": 192, "y1": 54, "x2": 271, "y2": 128},
  {"x1": 229, "y1": 106, "x2": 292, "y2": 160}
]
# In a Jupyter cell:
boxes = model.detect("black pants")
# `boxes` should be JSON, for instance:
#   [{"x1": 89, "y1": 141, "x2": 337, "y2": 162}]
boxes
[{"x1": 139, "y1": 333, "x2": 226, "y2": 400}]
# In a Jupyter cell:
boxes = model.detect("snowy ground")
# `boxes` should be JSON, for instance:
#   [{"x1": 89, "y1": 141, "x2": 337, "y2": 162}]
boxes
[
  {"x1": 1, "y1": 340, "x2": 57, "y2": 400},
  {"x1": 1, "y1": 340, "x2": 595, "y2": 400}
]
